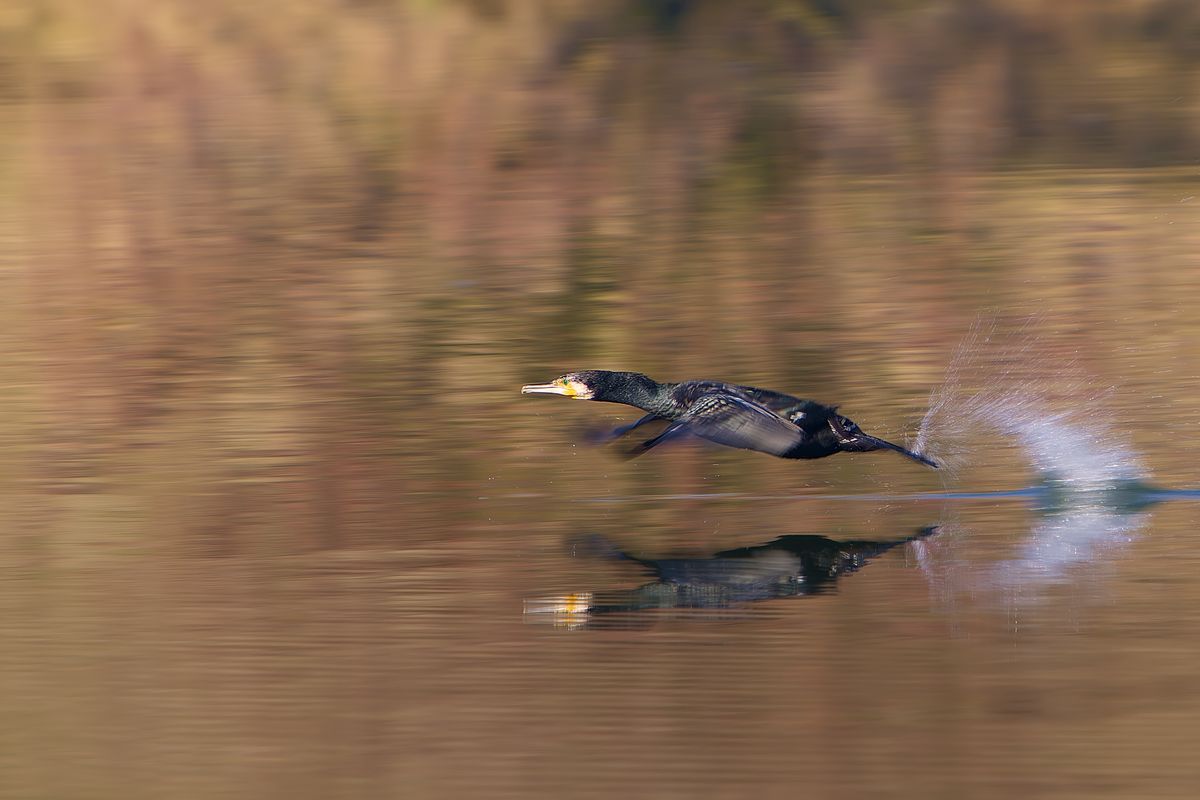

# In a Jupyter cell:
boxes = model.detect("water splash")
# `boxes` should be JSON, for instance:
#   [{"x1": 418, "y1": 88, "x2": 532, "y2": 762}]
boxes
[
  {"x1": 914, "y1": 315, "x2": 1145, "y2": 491},
  {"x1": 913, "y1": 315, "x2": 1150, "y2": 605}
]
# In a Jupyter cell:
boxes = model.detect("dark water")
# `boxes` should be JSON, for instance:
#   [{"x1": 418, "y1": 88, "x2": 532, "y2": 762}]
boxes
[{"x1": 8, "y1": 3, "x2": 1200, "y2": 796}]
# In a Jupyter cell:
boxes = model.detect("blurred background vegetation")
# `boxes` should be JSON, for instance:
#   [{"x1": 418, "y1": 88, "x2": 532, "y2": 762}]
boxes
[{"x1": 3, "y1": 0, "x2": 1200, "y2": 551}]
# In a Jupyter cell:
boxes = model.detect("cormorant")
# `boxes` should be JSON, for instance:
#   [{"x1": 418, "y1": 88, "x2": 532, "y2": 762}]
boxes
[{"x1": 520, "y1": 369, "x2": 937, "y2": 468}]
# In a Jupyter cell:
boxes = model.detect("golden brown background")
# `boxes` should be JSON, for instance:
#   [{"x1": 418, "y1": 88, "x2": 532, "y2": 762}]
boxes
[{"x1": 3, "y1": 1, "x2": 1200, "y2": 798}]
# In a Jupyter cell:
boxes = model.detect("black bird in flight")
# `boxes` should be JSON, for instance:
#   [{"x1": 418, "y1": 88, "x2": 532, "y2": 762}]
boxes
[{"x1": 521, "y1": 369, "x2": 937, "y2": 468}]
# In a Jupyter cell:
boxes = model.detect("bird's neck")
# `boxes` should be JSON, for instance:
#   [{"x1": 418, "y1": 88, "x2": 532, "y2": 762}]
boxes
[{"x1": 604, "y1": 376, "x2": 675, "y2": 413}]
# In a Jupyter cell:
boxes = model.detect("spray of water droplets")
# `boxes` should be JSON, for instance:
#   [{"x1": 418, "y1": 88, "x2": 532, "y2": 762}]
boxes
[
  {"x1": 911, "y1": 315, "x2": 1150, "y2": 610},
  {"x1": 913, "y1": 315, "x2": 1145, "y2": 490}
]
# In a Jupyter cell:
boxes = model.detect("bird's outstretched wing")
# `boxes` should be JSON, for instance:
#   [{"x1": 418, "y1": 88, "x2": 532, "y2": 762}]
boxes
[{"x1": 629, "y1": 391, "x2": 809, "y2": 457}]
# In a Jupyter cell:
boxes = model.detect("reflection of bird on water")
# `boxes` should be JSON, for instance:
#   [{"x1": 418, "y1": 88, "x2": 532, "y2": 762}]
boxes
[
  {"x1": 521, "y1": 370, "x2": 937, "y2": 468},
  {"x1": 526, "y1": 526, "x2": 940, "y2": 627}
]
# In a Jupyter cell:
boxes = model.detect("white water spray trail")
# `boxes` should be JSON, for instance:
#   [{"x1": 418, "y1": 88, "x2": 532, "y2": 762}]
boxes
[{"x1": 912, "y1": 315, "x2": 1149, "y2": 605}]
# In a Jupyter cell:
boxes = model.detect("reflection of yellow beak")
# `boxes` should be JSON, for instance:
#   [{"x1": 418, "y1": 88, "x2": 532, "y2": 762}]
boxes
[
  {"x1": 524, "y1": 593, "x2": 594, "y2": 628},
  {"x1": 521, "y1": 380, "x2": 576, "y2": 397},
  {"x1": 524, "y1": 592, "x2": 594, "y2": 614}
]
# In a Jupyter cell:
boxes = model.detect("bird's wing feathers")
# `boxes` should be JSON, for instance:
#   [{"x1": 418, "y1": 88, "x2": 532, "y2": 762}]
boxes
[
  {"x1": 733, "y1": 384, "x2": 821, "y2": 423},
  {"x1": 677, "y1": 391, "x2": 808, "y2": 456},
  {"x1": 733, "y1": 385, "x2": 805, "y2": 412}
]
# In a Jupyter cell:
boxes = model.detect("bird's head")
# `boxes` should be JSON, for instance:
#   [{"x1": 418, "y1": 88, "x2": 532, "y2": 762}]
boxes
[
  {"x1": 828, "y1": 413, "x2": 939, "y2": 468},
  {"x1": 521, "y1": 370, "x2": 657, "y2": 405},
  {"x1": 521, "y1": 371, "x2": 598, "y2": 400}
]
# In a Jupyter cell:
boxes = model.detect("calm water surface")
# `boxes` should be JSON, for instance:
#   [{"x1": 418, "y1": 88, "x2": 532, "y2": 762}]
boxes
[
  {"x1": 5, "y1": 292, "x2": 1200, "y2": 799},
  {"x1": 6, "y1": 43, "x2": 1200, "y2": 794},
  {"x1": 4, "y1": 493, "x2": 1200, "y2": 798}
]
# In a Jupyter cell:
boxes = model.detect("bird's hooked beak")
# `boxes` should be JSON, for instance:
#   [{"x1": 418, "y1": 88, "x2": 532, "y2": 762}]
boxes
[
  {"x1": 828, "y1": 418, "x2": 939, "y2": 469},
  {"x1": 521, "y1": 377, "x2": 593, "y2": 399}
]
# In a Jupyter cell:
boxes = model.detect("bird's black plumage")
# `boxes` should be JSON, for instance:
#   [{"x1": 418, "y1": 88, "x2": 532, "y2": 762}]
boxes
[{"x1": 520, "y1": 369, "x2": 937, "y2": 467}]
